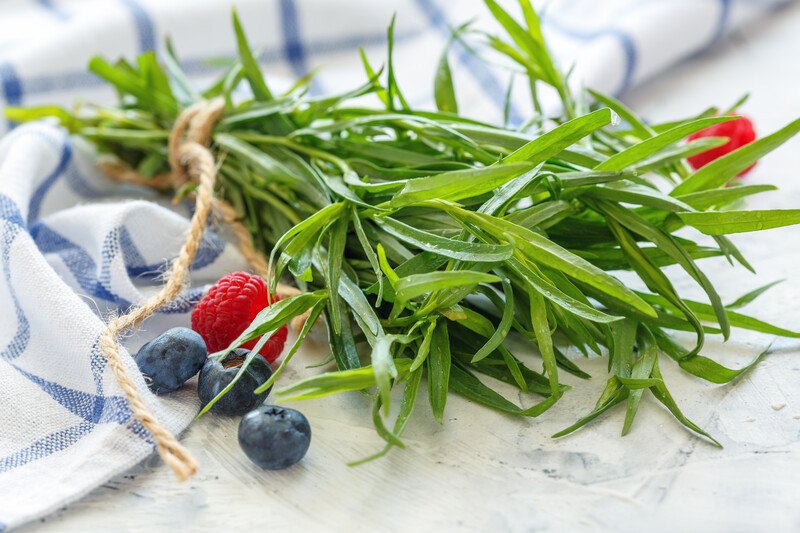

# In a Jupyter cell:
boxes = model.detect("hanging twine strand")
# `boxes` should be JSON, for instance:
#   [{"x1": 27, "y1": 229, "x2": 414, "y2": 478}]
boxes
[
  {"x1": 98, "y1": 98, "x2": 309, "y2": 480},
  {"x1": 98, "y1": 99, "x2": 223, "y2": 481}
]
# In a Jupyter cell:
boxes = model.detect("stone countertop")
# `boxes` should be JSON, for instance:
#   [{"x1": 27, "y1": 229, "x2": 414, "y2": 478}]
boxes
[{"x1": 20, "y1": 3, "x2": 800, "y2": 532}]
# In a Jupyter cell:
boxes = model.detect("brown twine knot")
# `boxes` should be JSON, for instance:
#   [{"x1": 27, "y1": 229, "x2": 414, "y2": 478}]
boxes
[{"x1": 99, "y1": 109, "x2": 302, "y2": 298}]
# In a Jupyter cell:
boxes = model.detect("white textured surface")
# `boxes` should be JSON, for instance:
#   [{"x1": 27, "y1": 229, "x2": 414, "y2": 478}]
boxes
[{"x1": 19, "y1": 4, "x2": 800, "y2": 533}]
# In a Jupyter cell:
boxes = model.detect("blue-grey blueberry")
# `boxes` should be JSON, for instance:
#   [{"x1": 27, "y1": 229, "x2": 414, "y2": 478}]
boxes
[
  {"x1": 198, "y1": 349, "x2": 273, "y2": 415},
  {"x1": 134, "y1": 327, "x2": 208, "y2": 394},
  {"x1": 238, "y1": 405, "x2": 311, "y2": 470}
]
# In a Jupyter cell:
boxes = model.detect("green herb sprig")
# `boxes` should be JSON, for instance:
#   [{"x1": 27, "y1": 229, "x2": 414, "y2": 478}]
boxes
[{"x1": 9, "y1": 1, "x2": 800, "y2": 459}]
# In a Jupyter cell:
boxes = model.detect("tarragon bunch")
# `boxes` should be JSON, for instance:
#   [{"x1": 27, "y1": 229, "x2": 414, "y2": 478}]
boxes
[{"x1": 9, "y1": 0, "x2": 800, "y2": 461}]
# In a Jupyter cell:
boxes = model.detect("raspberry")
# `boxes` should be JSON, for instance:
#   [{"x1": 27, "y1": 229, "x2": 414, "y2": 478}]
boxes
[
  {"x1": 687, "y1": 115, "x2": 757, "y2": 177},
  {"x1": 191, "y1": 272, "x2": 288, "y2": 363}
]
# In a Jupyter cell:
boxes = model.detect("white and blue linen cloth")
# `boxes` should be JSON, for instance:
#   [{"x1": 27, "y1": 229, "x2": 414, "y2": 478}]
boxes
[{"x1": 0, "y1": 0, "x2": 792, "y2": 529}]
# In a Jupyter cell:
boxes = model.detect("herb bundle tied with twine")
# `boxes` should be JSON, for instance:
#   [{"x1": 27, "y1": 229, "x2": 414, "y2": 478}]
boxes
[{"x1": 8, "y1": 1, "x2": 800, "y2": 478}]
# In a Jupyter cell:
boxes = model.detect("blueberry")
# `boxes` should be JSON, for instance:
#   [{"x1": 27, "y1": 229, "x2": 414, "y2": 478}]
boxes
[
  {"x1": 238, "y1": 405, "x2": 311, "y2": 470},
  {"x1": 134, "y1": 327, "x2": 208, "y2": 394},
  {"x1": 198, "y1": 349, "x2": 273, "y2": 416}
]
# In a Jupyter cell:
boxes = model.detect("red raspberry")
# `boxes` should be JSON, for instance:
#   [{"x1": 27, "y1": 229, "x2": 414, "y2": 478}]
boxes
[
  {"x1": 191, "y1": 272, "x2": 288, "y2": 364},
  {"x1": 687, "y1": 115, "x2": 757, "y2": 176}
]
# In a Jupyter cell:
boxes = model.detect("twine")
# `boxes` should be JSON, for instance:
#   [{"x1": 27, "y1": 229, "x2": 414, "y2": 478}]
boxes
[
  {"x1": 99, "y1": 98, "x2": 313, "y2": 480},
  {"x1": 98, "y1": 99, "x2": 310, "y2": 480},
  {"x1": 97, "y1": 99, "x2": 226, "y2": 480},
  {"x1": 100, "y1": 107, "x2": 307, "y2": 327}
]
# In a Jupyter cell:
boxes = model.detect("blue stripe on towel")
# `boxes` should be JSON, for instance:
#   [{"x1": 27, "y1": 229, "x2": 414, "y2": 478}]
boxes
[
  {"x1": 709, "y1": 0, "x2": 732, "y2": 47},
  {"x1": 120, "y1": 226, "x2": 225, "y2": 279},
  {"x1": 119, "y1": 0, "x2": 156, "y2": 52},
  {"x1": 29, "y1": 223, "x2": 126, "y2": 305},
  {"x1": 0, "y1": 422, "x2": 95, "y2": 473},
  {"x1": 278, "y1": 0, "x2": 323, "y2": 94},
  {"x1": 30, "y1": 222, "x2": 216, "y2": 312},
  {"x1": 27, "y1": 140, "x2": 73, "y2": 224},
  {"x1": 0, "y1": 62, "x2": 23, "y2": 128},
  {"x1": 0, "y1": 194, "x2": 25, "y2": 229},
  {"x1": 36, "y1": 0, "x2": 71, "y2": 21},
  {"x1": 15, "y1": 367, "x2": 131, "y2": 425},
  {"x1": 16, "y1": 29, "x2": 420, "y2": 98},
  {"x1": 279, "y1": 0, "x2": 310, "y2": 76},
  {"x1": 0, "y1": 195, "x2": 31, "y2": 363}
]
